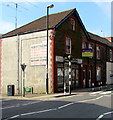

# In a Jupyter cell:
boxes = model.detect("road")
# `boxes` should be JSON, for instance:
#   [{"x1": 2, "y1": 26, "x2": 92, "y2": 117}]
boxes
[{"x1": 1, "y1": 90, "x2": 113, "y2": 119}]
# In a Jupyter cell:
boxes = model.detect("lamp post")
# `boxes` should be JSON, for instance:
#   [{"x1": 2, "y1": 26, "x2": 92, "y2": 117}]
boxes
[{"x1": 46, "y1": 4, "x2": 54, "y2": 94}]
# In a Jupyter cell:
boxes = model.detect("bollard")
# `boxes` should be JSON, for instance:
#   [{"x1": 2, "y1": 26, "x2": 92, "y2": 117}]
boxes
[{"x1": 92, "y1": 83, "x2": 95, "y2": 91}]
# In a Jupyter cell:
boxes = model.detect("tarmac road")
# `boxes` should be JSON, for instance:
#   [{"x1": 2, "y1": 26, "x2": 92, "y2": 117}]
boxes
[{"x1": 1, "y1": 89, "x2": 113, "y2": 119}]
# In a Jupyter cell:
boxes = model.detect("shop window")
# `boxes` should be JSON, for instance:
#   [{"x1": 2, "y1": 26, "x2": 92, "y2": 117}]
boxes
[
  {"x1": 110, "y1": 49, "x2": 113, "y2": 61},
  {"x1": 82, "y1": 42, "x2": 87, "y2": 49},
  {"x1": 57, "y1": 68, "x2": 63, "y2": 88},
  {"x1": 96, "y1": 66, "x2": 101, "y2": 81},
  {"x1": 66, "y1": 37, "x2": 71, "y2": 54},
  {"x1": 64, "y1": 68, "x2": 69, "y2": 85},
  {"x1": 88, "y1": 43, "x2": 94, "y2": 58},
  {"x1": 70, "y1": 18, "x2": 75, "y2": 31},
  {"x1": 96, "y1": 46, "x2": 101, "y2": 59},
  {"x1": 75, "y1": 69, "x2": 79, "y2": 87}
]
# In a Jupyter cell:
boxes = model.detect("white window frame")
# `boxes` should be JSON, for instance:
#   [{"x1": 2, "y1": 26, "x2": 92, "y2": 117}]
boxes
[
  {"x1": 88, "y1": 43, "x2": 93, "y2": 58},
  {"x1": 82, "y1": 42, "x2": 87, "y2": 49},
  {"x1": 96, "y1": 66, "x2": 101, "y2": 81},
  {"x1": 96, "y1": 46, "x2": 101, "y2": 59},
  {"x1": 70, "y1": 18, "x2": 75, "y2": 31},
  {"x1": 66, "y1": 37, "x2": 71, "y2": 54},
  {"x1": 110, "y1": 49, "x2": 113, "y2": 61},
  {"x1": 89, "y1": 43, "x2": 93, "y2": 49}
]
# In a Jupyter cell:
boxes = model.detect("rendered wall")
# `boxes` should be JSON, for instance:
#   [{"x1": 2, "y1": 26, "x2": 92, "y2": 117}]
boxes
[{"x1": 1, "y1": 30, "x2": 54, "y2": 95}]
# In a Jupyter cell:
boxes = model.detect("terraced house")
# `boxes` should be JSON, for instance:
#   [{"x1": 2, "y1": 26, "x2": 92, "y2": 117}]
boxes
[{"x1": 1, "y1": 8, "x2": 113, "y2": 95}]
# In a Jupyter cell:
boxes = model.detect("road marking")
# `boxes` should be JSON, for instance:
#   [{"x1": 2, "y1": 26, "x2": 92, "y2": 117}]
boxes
[
  {"x1": 89, "y1": 91, "x2": 103, "y2": 95},
  {"x1": 22, "y1": 100, "x2": 42, "y2": 106},
  {"x1": 5, "y1": 95, "x2": 105, "y2": 119},
  {"x1": 1, "y1": 100, "x2": 43, "y2": 110},
  {"x1": 100, "y1": 91, "x2": 111, "y2": 95},
  {"x1": 96, "y1": 111, "x2": 113, "y2": 120},
  {"x1": 0, "y1": 106, "x2": 16, "y2": 110},
  {"x1": 21, "y1": 108, "x2": 57, "y2": 116},
  {"x1": 58, "y1": 102, "x2": 74, "y2": 109},
  {"x1": 78, "y1": 96, "x2": 103, "y2": 103},
  {"x1": 5, "y1": 115, "x2": 20, "y2": 120},
  {"x1": 0, "y1": 99, "x2": 14, "y2": 102}
]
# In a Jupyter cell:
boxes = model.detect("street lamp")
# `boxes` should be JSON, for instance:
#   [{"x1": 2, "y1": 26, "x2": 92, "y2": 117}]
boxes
[{"x1": 46, "y1": 4, "x2": 54, "y2": 94}]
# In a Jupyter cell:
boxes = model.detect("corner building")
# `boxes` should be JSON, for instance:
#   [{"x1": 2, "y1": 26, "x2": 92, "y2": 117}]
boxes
[{"x1": 1, "y1": 8, "x2": 113, "y2": 94}]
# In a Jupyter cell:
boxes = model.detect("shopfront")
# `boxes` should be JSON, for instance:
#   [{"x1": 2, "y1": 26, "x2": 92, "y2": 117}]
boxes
[{"x1": 57, "y1": 61, "x2": 81, "y2": 92}]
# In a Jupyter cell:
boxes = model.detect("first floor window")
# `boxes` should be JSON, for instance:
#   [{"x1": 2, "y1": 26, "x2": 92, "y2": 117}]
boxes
[
  {"x1": 57, "y1": 68, "x2": 63, "y2": 88},
  {"x1": 110, "y1": 49, "x2": 113, "y2": 61},
  {"x1": 66, "y1": 37, "x2": 71, "y2": 54},
  {"x1": 82, "y1": 42, "x2": 87, "y2": 49},
  {"x1": 96, "y1": 46, "x2": 101, "y2": 59},
  {"x1": 96, "y1": 66, "x2": 101, "y2": 81}
]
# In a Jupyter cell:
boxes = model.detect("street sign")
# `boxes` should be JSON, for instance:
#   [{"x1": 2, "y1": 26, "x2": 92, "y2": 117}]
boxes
[
  {"x1": 56, "y1": 56, "x2": 64, "y2": 62},
  {"x1": 72, "y1": 58, "x2": 82, "y2": 64},
  {"x1": 21, "y1": 64, "x2": 26, "y2": 71}
]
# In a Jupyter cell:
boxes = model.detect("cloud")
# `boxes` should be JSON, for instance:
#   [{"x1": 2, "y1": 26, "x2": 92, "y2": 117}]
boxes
[{"x1": 0, "y1": 20, "x2": 15, "y2": 34}]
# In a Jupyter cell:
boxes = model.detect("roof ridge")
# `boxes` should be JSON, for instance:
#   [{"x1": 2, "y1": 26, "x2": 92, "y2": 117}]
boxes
[{"x1": 3, "y1": 8, "x2": 75, "y2": 36}]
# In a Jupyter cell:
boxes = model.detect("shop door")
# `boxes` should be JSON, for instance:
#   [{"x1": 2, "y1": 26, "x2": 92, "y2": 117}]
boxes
[
  {"x1": 89, "y1": 66, "x2": 92, "y2": 87},
  {"x1": 75, "y1": 69, "x2": 79, "y2": 88},
  {"x1": 83, "y1": 66, "x2": 87, "y2": 88},
  {"x1": 64, "y1": 67, "x2": 69, "y2": 90},
  {"x1": 71, "y1": 69, "x2": 75, "y2": 89},
  {"x1": 57, "y1": 68, "x2": 63, "y2": 91}
]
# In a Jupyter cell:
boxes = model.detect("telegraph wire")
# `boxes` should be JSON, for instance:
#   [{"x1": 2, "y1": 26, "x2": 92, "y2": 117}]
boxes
[{"x1": 24, "y1": 0, "x2": 39, "y2": 9}]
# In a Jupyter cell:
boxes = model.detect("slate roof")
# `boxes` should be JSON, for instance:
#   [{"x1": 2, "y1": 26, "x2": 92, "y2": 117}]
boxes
[
  {"x1": 2, "y1": 8, "x2": 113, "y2": 47},
  {"x1": 88, "y1": 32, "x2": 113, "y2": 47},
  {"x1": 3, "y1": 8, "x2": 75, "y2": 37}
]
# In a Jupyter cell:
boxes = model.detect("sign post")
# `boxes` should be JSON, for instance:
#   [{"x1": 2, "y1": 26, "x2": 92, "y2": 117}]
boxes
[
  {"x1": 67, "y1": 55, "x2": 73, "y2": 95},
  {"x1": 21, "y1": 63, "x2": 26, "y2": 97}
]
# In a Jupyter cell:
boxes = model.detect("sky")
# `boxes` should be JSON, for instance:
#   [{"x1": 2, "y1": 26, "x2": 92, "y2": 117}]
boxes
[{"x1": 0, "y1": 0, "x2": 112, "y2": 37}]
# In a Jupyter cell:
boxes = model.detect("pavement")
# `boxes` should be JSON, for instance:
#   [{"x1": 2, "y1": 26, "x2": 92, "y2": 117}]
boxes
[{"x1": 0, "y1": 85, "x2": 112, "y2": 100}]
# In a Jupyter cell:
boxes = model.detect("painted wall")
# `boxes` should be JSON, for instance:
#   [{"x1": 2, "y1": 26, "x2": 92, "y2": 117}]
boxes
[
  {"x1": 106, "y1": 62, "x2": 113, "y2": 84},
  {"x1": 1, "y1": 30, "x2": 54, "y2": 95}
]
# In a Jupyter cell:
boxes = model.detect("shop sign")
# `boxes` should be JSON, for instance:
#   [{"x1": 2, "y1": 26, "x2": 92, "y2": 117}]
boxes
[
  {"x1": 82, "y1": 49, "x2": 93, "y2": 57},
  {"x1": 72, "y1": 58, "x2": 82, "y2": 64},
  {"x1": 56, "y1": 56, "x2": 64, "y2": 62}
]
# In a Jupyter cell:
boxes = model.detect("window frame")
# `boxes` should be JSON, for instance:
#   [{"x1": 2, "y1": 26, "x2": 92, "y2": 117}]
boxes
[
  {"x1": 82, "y1": 42, "x2": 87, "y2": 49},
  {"x1": 88, "y1": 42, "x2": 94, "y2": 58},
  {"x1": 96, "y1": 66, "x2": 102, "y2": 81},
  {"x1": 109, "y1": 48, "x2": 113, "y2": 61},
  {"x1": 96, "y1": 45, "x2": 101, "y2": 60},
  {"x1": 65, "y1": 37, "x2": 72, "y2": 54},
  {"x1": 70, "y1": 18, "x2": 76, "y2": 31}
]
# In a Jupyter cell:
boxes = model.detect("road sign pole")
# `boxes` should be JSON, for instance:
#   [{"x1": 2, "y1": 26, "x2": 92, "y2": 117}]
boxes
[
  {"x1": 22, "y1": 71, "x2": 25, "y2": 97},
  {"x1": 69, "y1": 60, "x2": 71, "y2": 95},
  {"x1": 21, "y1": 63, "x2": 26, "y2": 97}
]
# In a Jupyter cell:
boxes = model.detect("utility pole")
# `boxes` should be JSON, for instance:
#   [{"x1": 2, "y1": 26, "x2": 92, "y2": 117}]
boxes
[{"x1": 15, "y1": 3, "x2": 18, "y2": 28}]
